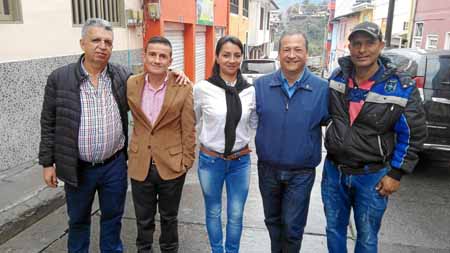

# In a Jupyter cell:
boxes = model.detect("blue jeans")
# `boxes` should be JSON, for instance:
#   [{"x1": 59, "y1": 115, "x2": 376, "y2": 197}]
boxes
[
  {"x1": 64, "y1": 153, "x2": 128, "y2": 253},
  {"x1": 197, "y1": 151, "x2": 251, "y2": 253},
  {"x1": 321, "y1": 158, "x2": 389, "y2": 253},
  {"x1": 257, "y1": 161, "x2": 316, "y2": 253}
]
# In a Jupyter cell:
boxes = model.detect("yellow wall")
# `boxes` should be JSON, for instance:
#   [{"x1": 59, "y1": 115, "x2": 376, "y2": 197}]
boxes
[
  {"x1": 359, "y1": 9, "x2": 373, "y2": 23},
  {"x1": 229, "y1": 15, "x2": 249, "y2": 42},
  {"x1": 228, "y1": 0, "x2": 249, "y2": 42}
]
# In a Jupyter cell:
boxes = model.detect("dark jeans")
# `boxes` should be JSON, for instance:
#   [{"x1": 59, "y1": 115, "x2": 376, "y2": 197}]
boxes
[
  {"x1": 131, "y1": 165, "x2": 186, "y2": 253},
  {"x1": 65, "y1": 152, "x2": 128, "y2": 253},
  {"x1": 257, "y1": 161, "x2": 316, "y2": 253},
  {"x1": 321, "y1": 159, "x2": 389, "y2": 253}
]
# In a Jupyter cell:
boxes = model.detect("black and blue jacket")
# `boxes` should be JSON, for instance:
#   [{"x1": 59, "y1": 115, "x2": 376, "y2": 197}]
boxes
[
  {"x1": 325, "y1": 56, "x2": 427, "y2": 179},
  {"x1": 255, "y1": 68, "x2": 329, "y2": 169}
]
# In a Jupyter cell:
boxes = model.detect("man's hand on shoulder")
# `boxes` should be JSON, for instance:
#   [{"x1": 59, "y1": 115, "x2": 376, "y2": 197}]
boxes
[
  {"x1": 171, "y1": 69, "x2": 192, "y2": 86},
  {"x1": 376, "y1": 175, "x2": 400, "y2": 196},
  {"x1": 43, "y1": 166, "x2": 58, "y2": 188}
]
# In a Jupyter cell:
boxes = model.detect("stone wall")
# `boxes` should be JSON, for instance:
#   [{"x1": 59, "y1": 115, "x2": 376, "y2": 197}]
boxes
[{"x1": 0, "y1": 49, "x2": 142, "y2": 173}]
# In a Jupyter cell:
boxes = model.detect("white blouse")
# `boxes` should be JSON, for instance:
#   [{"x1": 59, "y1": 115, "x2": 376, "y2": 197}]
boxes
[{"x1": 193, "y1": 80, "x2": 258, "y2": 153}]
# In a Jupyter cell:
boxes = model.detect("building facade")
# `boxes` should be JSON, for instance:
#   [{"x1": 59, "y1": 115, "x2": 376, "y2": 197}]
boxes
[
  {"x1": 143, "y1": 0, "x2": 228, "y2": 82},
  {"x1": 0, "y1": 0, "x2": 143, "y2": 173},
  {"x1": 228, "y1": 0, "x2": 250, "y2": 52},
  {"x1": 325, "y1": 0, "x2": 336, "y2": 70},
  {"x1": 373, "y1": 0, "x2": 414, "y2": 48},
  {"x1": 328, "y1": 0, "x2": 416, "y2": 70},
  {"x1": 412, "y1": 0, "x2": 450, "y2": 50},
  {"x1": 328, "y1": 0, "x2": 360, "y2": 71},
  {"x1": 247, "y1": 0, "x2": 279, "y2": 59}
]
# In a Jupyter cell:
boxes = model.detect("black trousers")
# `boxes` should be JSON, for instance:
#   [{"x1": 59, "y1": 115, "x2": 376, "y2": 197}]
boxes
[{"x1": 131, "y1": 164, "x2": 186, "y2": 253}]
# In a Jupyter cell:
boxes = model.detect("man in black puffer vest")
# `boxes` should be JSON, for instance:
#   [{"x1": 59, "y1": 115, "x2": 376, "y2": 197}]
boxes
[{"x1": 39, "y1": 18, "x2": 131, "y2": 253}]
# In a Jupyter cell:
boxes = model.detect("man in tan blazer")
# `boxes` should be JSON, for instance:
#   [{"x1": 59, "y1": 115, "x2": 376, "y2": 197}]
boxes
[{"x1": 127, "y1": 36, "x2": 196, "y2": 253}]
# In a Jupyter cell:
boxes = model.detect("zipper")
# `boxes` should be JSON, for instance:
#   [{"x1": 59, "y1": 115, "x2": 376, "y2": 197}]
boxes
[
  {"x1": 325, "y1": 120, "x2": 333, "y2": 133},
  {"x1": 377, "y1": 135, "x2": 386, "y2": 162}
]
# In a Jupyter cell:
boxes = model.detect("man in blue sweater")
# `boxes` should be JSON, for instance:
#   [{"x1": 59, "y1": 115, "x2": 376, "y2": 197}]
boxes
[{"x1": 254, "y1": 31, "x2": 329, "y2": 252}]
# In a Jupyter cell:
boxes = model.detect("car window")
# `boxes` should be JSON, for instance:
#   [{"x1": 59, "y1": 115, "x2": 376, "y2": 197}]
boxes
[
  {"x1": 383, "y1": 49, "x2": 427, "y2": 75},
  {"x1": 383, "y1": 53, "x2": 419, "y2": 77},
  {"x1": 241, "y1": 61, "x2": 276, "y2": 74},
  {"x1": 426, "y1": 56, "x2": 450, "y2": 92}
]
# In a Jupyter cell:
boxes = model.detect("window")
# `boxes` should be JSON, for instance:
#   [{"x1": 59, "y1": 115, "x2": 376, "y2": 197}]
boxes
[
  {"x1": 230, "y1": 0, "x2": 239, "y2": 15},
  {"x1": 243, "y1": 0, "x2": 249, "y2": 17},
  {"x1": 445, "y1": 32, "x2": 450, "y2": 50},
  {"x1": 412, "y1": 38, "x2": 422, "y2": 49},
  {"x1": 72, "y1": 0, "x2": 124, "y2": 26},
  {"x1": 241, "y1": 60, "x2": 277, "y2": 74},
  {"x1": 267, "y1": 12, "x2": 270, "y2": 29},
  {"x1": 414, "y1": 22, "x2": 424, "y2": 37},
  {"x1": 426, "y1": 34, "x2": 438, "y2": 50},
  {"x1": 403, "y1": 21, "x2": 409, "y2": 31},
  {"x1": 260, "y1": 8, "x2": 264, "y2": 30},
  {"x1": 425, "y1": 57, "x2": 450, "y2": 91},
  {"x1": 0, "y1": 0, "x2": 22, "y2": 23}
]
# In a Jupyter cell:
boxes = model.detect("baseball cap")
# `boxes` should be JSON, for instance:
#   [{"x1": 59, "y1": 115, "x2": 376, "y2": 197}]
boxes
[{"x1": 348, "y1": 21, "x2": 383, "y2": 41}]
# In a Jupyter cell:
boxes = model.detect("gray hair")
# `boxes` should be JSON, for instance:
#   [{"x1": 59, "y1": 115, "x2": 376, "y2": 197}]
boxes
[
  {"x1": 81, "y1": 18, "x2": 113, "y2": 38},
  {"x1": 278, "y1": 31, "x2": 309, "y2": 52}
]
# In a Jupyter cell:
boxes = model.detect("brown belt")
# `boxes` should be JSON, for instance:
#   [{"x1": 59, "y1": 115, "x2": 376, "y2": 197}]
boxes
[{"x1": 200, "y1": 145, "x2": 251, "y2": 160}]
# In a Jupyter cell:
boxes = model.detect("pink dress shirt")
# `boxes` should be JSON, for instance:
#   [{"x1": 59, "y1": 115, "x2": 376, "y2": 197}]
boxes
[{"x1": 141, "y1": 74, "x2": 168, "y2": 125}]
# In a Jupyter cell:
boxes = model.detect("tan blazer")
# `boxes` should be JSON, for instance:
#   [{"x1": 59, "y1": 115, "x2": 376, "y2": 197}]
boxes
[{"x1": 127, "y1": 72, "x2": 196, "y2": 181}]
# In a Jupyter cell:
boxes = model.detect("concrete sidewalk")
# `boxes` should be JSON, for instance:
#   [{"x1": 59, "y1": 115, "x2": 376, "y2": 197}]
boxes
[
  {"x1": 1, "y1": 149, "x2": 353, "y2": 252},
  {"x1": 3, "y1": 146, "x2": 444, "y2": 252},
  {"x1": 0, "y1": 159, "x2": 65, "y2": 245}
]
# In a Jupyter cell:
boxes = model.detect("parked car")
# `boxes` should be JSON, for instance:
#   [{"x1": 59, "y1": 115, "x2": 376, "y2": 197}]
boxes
[
  {"x1": 383, "y1": 48, "x2": 450, "y2": 165},
  {"x1": 241, "y1": 59, "x2": 279, "y2": 84}
]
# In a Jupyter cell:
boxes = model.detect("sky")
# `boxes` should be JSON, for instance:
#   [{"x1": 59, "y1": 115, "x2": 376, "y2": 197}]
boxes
[{"x1": 275, "y1": 0, "x2": 325, "y2": 10}]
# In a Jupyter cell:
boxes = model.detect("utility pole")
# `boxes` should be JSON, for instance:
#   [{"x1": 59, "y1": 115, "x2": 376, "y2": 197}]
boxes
[{"x1": 385, "y1": 0, "x2": 395, "y2": 47}]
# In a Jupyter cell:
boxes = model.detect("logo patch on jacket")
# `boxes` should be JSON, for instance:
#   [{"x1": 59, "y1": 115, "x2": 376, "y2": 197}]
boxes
[{"x1": 384, "y1": 79, "x2": 397, "y2": 93}]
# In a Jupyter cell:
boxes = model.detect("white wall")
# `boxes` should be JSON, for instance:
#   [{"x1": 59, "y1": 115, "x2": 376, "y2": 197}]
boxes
[
  {"x1": 334, "y1": 0, "x2": 356, "y2": 18},
  {"x1": 248, "y1": 0, "x2": 270, "y2": 46},
  {"x1": 373, "y1": 0, "x2": 412, "y2": 36},
  {"x1": 0, "y1": 0, "x2": 143, "y2": 63}
]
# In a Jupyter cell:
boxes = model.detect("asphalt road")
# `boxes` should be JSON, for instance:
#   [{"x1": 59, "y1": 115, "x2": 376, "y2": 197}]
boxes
[{"x1": 1, "y1": 149, "x2": 449, "y2": 253}]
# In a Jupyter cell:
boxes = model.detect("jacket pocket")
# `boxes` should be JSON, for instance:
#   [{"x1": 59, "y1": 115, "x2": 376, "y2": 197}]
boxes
[{"x1": 166, "y1": 145, "x2": 184, "y2": 173}]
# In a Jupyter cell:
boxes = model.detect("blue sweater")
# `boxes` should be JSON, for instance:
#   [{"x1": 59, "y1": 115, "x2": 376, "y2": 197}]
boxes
[{"x1": 254, "y1": 68, "x2": 329, "y2": 169}]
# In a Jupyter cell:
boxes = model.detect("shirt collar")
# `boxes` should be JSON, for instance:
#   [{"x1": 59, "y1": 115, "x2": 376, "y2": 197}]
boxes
[
  {"x1": 281, "y1": 69, "x2": 305, "y2": 87},
  {"x1": 80, "y1": 57, "x2": 108, "y2": 79},
  {"x1": 225, "y1": 79, "x2": 237, "y2": 86},
  {"x1": 145, "y1": 73, "x2": 169, "y2": 91},
  {"x1": 279, "y1": 68, "x2": 313, "y2": 91}
]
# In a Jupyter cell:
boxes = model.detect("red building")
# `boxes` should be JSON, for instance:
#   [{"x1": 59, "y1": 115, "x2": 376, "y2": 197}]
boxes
[
  {"x1": 412, "y1": 0, "x2": 450, "y2": 50},
  {"x1": 144, "y1": 0, "x2": 229, "y2": 82}
]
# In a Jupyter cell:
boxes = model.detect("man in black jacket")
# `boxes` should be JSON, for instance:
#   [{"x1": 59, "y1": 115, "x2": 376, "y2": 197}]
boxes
[
  {"x1": 323, "y1": 22, "x2": 427, "y2": 253},
  {"x1": 39, "y1": 18, "x2": 131, "y2": 252}
]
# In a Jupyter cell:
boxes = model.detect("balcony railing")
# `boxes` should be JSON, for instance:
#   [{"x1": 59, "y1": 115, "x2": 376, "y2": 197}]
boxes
[{"x1": 352, "y1": 0, "x2": 373, "y2": 12}]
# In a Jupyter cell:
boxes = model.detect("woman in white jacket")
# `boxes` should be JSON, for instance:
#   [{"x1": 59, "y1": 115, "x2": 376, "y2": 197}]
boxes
[{"x1": 193, "y1": 36, "x2": 257, "y2": 253}]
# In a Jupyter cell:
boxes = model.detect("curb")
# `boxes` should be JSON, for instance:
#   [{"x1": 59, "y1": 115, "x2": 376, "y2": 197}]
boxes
[{"x1": 0, "y1": 185, "x2": 66, "y2": 245}]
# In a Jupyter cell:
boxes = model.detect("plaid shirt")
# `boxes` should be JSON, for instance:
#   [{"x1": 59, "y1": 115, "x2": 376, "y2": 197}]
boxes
[{"x1": 78, "y1": 61, "x2": 125, "y2": 162}]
